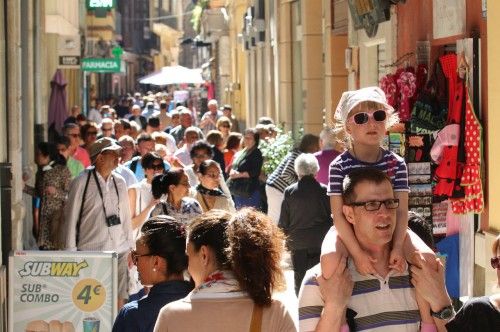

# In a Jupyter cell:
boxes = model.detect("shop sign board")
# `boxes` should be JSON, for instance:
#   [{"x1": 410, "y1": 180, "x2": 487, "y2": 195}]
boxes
[
  {"x1": 82, "y1": 58, "x2": 121, "y2": 73},
  {"x1": 59, "y1": 56, "x2": 81, "y2": 67},
  {"x1": 9, "y1": 251, "x2": 117, "y2": 332},
  {"x1": 87, "y1": 0, "x2": 115, "y2": 9}
]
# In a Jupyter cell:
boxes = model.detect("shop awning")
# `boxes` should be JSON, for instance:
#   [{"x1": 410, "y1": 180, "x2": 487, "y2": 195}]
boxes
[{"x1": 138, "y1": 65, "x2": 204, "y2": 85}]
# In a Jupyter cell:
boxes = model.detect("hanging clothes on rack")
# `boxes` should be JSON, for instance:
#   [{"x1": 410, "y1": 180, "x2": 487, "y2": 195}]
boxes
[{"x1": 433, "y1": 53, "x2": 466, "y2": 200}]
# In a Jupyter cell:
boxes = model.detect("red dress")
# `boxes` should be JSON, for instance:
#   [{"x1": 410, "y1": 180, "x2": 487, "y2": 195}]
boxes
[{"x1": 451, "y1": 95, "x2": 483, "y2": 214}]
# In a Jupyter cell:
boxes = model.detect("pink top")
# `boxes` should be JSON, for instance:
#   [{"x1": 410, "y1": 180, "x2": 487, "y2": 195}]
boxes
[{"x1": 73, "y1": 146, "x2": 91, "y2": 168}]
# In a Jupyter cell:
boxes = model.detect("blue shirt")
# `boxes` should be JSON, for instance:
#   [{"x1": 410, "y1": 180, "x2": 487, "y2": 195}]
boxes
[{"x1": 112, "y1": 280, "x2": 192, "y2": 332}]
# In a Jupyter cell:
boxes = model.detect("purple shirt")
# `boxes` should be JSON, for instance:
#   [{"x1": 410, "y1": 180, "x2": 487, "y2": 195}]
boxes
[{"x1": 314, "y1": 149, "x2": 341, "y2": 186}]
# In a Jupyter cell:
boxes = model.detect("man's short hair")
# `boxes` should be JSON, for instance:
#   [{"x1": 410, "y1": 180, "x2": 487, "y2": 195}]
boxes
[
  {"x1": 63, "y1": 123, "x2": 79, "y2": 134},
  {"x1": 298, "y1": 134, "x2": 320, "y2": 153},
  {"x1": 136, "y1": 133, "x2": 154, "y2": 145},
  {"x1": 118, "y1": 135, "x2": 135, "y2": 147},
  {"x1": 206, "y1": 130, "x2": 223, "y2": 146},
  {"x1": 119, "y1": 118, "x2": 131, "y2": 130},
  {"x1": 147, "y1": 116, "x2": 160, "y2": 128},
  {"x1": 342, "y1": 168, "x2": 392, "y2": 205},
  {"x1": 294, "y1": 153, "x2": 319, "y2": 178},
  {"x1": 208, "y1": 99, "x2": 218, "y2": 107}
]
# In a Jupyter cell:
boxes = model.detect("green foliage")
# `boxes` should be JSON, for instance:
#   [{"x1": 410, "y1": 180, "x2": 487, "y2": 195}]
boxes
[
  {"x1": 191, "y1": 0, "x2": 209, "y2": 33},
  {"x1": 260, "y1": 127, "x2": 303, "y2": 176}
]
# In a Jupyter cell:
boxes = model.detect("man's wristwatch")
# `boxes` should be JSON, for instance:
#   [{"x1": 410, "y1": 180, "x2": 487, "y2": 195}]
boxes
[{"x1": 430, "y1": 305, "x2": 455, "y2": 320}]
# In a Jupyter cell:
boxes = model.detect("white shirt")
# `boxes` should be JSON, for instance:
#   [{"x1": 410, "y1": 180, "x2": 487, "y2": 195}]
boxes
[
  {"x1": 87, "y1": 108, "x2": 102, "y2": 124},
  {"x1": 174, "y1": 145, "x2": 192, "y2": 167},
  {"x1": 63, "y1": 168, "x2": 133, "y2": 253}
]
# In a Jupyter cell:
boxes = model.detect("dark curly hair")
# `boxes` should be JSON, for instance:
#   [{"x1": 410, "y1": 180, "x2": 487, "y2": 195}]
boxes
[
  {"x1": 188, "y1": 208, "x2": 286, "y2": 306},
  {"x1": 140, "y1": 215, "x2": 188, "y2": 275}
]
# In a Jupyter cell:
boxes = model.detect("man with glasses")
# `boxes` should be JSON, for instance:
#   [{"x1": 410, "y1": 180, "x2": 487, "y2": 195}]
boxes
[
  {"x1": 299, "y1": 168, "x2": 452, "y2": 332},
  {"x1": 63, "y1": 123, "x2": 91, "y2": 168},
  {"x1": 63, "y1": 137, "x2": 133, "y2": 309},
  {"x1": 98, "y1": 118, "x2": 115, "y2": 139}
]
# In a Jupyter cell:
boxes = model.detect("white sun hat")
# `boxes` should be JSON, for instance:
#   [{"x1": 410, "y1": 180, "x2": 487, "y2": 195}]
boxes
[{"x1": 334, "y1": 86, "x2": 394, "y2": 125}]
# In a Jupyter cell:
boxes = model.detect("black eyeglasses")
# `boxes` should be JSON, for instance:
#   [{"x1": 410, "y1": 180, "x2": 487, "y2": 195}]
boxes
[
  {"x1": 102, "y1": 128, "x2": 113, "y2": 132},
  {"x1": 491, "y1": 256, "x2": 500, "y2": 270},
  {"x1": 350, "y1": 110, "x2": 387, "y2": 125},
  {"x1": 131, "y1": 250, "x2": 154, "y2": 265},
  {"x1": 349, "y1": 198, "x2": 399, "y2": 211}
]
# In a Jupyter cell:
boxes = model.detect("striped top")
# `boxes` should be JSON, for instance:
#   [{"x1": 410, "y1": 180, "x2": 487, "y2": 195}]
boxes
[
  {"x1": 266, "y1": 149, "x2": 301, "y2": 193},
  {"x1": 298, "y1": 261, "x2": 421, "y2": 332},
  {"x1": 327, "y1": 149, "x2": 409, "y2": 195}
]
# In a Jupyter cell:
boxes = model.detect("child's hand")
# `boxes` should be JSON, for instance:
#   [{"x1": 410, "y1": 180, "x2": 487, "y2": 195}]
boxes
[
  {"x1": 353, "y1": 252, "x2": 377, "y2": 276},
  {"x1": 388, "y1": 247, "x2": 405, "y2": 273}
]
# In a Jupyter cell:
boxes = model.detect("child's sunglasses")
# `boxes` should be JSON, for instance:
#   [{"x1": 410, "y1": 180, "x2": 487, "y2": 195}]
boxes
[{"x1": 349, "y1": 110, "x2": 387, "y2": 125}]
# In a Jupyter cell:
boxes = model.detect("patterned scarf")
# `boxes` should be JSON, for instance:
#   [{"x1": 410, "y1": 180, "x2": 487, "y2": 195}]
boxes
[
  {"x1": 190, "y1": 270, "x2": 246, "y2": 300},
  {"x1": 196, "y1": 184, "x2": 224, "y2": 197}
]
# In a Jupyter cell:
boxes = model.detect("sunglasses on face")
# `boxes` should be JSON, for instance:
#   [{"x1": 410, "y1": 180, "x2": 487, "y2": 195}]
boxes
[
  {"x1": 67, "y1": 133, "x2": 80, "y2": 138},
  {"x1": 349, "y1": 110, "x2": 387, "y2": 125},
  {"x1": 491, "y1": 256, "x2": 500, "y2": 270},
  {"x1": 102, "y1": 127, "x2": 113, "y2": 132},
  {"x1": 87, "y1": 131, "x2": 98, "y2": 136}
]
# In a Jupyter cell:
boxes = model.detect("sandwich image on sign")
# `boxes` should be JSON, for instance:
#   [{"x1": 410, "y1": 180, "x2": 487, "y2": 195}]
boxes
[{"x1": 25, "y1": 320, "x2": 75, "y2": 332}]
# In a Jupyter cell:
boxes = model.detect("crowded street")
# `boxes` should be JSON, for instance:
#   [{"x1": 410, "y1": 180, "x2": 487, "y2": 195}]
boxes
[{"x1": 0, "y1": 0, "x2": 499, "y2": 331}]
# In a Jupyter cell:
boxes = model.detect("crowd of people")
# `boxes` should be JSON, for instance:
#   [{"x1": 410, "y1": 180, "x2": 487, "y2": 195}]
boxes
[{"x1": 23, "y1": 89, "x2": 499, "y2": 331}]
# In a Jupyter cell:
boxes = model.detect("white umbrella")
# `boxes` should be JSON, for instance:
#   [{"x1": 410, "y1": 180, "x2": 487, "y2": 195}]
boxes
[{"x1": 139, "y1": 65, "x2": 204, "y2": 85}]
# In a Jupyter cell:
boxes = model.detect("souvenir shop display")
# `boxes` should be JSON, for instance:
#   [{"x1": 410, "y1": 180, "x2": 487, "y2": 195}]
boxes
[{"x1": 380, "y1": 46, "x2": 484, "y2": 240}]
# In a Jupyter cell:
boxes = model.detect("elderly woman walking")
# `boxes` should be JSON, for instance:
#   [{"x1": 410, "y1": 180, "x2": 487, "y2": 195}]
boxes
[{"x1": 278, "y1": 153, "x2": 332, "y2": 294}]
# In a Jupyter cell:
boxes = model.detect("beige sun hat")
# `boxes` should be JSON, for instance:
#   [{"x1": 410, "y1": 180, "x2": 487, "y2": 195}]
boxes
[{"x1": 89, "y1": 137, "x2": 122, "y2": 162}]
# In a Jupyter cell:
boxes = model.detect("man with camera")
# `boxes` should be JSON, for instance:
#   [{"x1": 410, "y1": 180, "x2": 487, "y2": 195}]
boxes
[{"x1": 64, "y1": 137, "x2": 133, "y2": 308}]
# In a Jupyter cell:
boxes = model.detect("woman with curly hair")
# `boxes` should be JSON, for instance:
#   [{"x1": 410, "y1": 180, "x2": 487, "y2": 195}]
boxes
[{"x1": 154, "y1": 208, "x2": 297, "y2": 331}]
